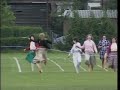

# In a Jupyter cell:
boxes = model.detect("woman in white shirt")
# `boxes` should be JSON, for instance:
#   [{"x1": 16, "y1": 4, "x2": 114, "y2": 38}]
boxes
[
  {"x1": 24, "y1": 35, "x2": 36, "y2": 62},
  {"x1": 25, "y1": 35, "x2": 43, "y2": 73},
  {"x1": 68, "y1": 38, "x2": 82, "y2": 73}
]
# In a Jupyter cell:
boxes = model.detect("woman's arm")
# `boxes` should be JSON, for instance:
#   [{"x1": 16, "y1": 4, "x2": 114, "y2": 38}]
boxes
[
  {"x1": 76, "y1": 41, "x2": 85, "y2": 49},
  {"x1": 76, "y1": 43, "x2": 83, "y2": 49},
  {"x1": 81, "y1": 42, "x2": 85, "y2": 49},
  {"x1": 93, "y1": 42, "x2": 98, "y2": 53},
  {"x1": 24, "y1": 47, "x2": 30, "y2": 51},
  {"x1": 98, "y1": 40, "x2": 102, "y2": 49}
]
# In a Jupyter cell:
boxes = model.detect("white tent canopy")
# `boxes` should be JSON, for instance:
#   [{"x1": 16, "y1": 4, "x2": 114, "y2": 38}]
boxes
[
  {"x1": 87, "y1": 3, "x2": 101, "y2": 10},
  {"x1": 62, "y1": 10, "x2": 117, "y2": 18}
]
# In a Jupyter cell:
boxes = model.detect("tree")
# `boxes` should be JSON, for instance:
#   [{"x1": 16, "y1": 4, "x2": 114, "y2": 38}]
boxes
[
  {"x1": 1, "y1": 0, "x2": 16, "y2": 26},
  {"x1": 62, "y1": 11, "x2": 117, "y2": 51},
  {"x1": 103, "y1": 0, "x2": 117, "y2": 9},
  {"x1": 72, "y1": 0, "x2": 89, "y2": 10},
  {"x1": 52, "y1": 0, "x2": 117, "y2": 51}
]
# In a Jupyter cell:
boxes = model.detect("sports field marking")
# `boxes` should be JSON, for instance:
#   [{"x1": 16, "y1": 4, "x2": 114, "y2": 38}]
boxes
[
  {"x1": 50, "y1": 49, "x2": 69, "y2": 53},
  {"x1": 48, "y1": 58, "x2": 64, "y2": 72},
  {"x1": 8, "y1": 71, "x2": 114, "y2": 73},
  {"x1": 63, "y1": 57, "x2": 87, "y2": 72},
  {"x1": 80, "y1": 66, "x2": 87, "y2": 71},
  {"x1": 97, "y1": 65, "x2": 108, "y2": 71},
  {"x1": 64, "y1": 58, "x2": 72, "y2": 62},
  {"x1": 13, "y1": 57, "x2": 22, "y2": 72},
  {"x1": 97, "y1": 65, "x2": 102, "y2": 68}
]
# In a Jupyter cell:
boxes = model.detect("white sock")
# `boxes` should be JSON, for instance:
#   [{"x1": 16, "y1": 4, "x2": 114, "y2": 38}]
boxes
[
  {"x1": 31, "y1": 63, "x2": 34, "y2": 71},
  {"x1": 75, "y1": 66, "x2": 79, "y2": 73}
]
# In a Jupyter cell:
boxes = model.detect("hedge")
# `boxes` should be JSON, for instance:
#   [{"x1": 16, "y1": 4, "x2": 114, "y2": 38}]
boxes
[
  {"x1": 1, "y1": 37, "x2": 29, "y2": 46},
  {"x1": 1, "y1": 25, "x2": 43, "y2": 38}
]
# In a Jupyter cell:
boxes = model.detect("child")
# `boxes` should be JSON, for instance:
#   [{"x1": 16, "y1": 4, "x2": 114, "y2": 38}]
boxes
[
  {"x1": 24, "y1": 35, "x2": 37, "y2": 71},
  {"x1": 68, "y1": 38, "x2": 82, "y2": 73},
  {"x1": 24, "y1": 35, "x2": 36, "y2": 62}
]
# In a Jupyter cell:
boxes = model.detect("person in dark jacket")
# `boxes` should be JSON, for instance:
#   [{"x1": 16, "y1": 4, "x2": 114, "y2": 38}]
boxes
[{"x1": 33, "y1": 33, "x2": 52, "y2": 73}]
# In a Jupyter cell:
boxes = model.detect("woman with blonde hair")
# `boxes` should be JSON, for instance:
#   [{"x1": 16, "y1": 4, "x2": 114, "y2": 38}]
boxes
[
  {"x1": 33, "y1": 33, "x2": 52, "y2": 73},
  {"x1": 81, "y1": 34, "x2": 98, "y2": 72},
  {"x1": 68, "y1": 37, "x2": 82, "y2": 73}
]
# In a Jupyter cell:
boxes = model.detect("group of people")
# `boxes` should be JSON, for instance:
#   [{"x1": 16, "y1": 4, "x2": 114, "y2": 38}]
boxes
[
  {"x1": 24, "y1": 33, "x2": 117, "y2": 74},
  {"x1": 69, "y1": 34, "x2": 117, "y2": 73},
  {"x1": 24, "y1": 33, "x2": 52, "y2": 73}
]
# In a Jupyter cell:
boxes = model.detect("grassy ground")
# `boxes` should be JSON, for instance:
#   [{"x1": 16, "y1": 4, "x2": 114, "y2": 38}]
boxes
[{"x1": 1, "y1": 50, "x2": 117, "y2": 90}]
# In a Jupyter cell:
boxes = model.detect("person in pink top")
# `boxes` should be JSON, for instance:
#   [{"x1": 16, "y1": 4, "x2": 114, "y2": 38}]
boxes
[
  {"x1": 82, "y1": 34, "x2": 98, "y2": 72},
  {"x1": 107, "y1": 37, "x2": 117, "y2": 72}
]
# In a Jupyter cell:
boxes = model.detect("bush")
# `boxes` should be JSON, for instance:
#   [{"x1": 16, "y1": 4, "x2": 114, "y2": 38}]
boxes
[
  {"x1": 53, "y1": 42, "x2": 71, "y2": 51},
  {"x1": 54, "y1": 14, "x2": 117, "y2": 51},
  {"x1": 1, "y1": 0, "x2": 16, "y2": 26},
  {"x1": 1, "y1": 37, "x2": 29, "y2": 46},
  {"x1": 1, "y1": 25, "x2": 43, "y2": 38}
]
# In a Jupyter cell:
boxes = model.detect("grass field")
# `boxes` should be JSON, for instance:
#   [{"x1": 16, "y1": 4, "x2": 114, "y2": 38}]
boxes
[{"x1": 1, "y1": 50, "x2": 117, "y2": 90}]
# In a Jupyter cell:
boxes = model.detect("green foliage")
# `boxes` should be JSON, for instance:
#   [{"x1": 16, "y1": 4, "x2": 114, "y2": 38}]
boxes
[
  {"x1": 72, "y1": 0, "x2": 88, "y2": 10},
  {"x1": 1, "y1": 0, "x2": 16, "y2": 26},
  {"x1": 1, "y1": 26, "x2": 43, "y2": 38},
  {"x1": 54, "y1": 12, "x2": 117, "y2": 51},
  {"x1": 1, "y1": 37, "x2": 28, "y2": 46},
  {"x1": 1, "y1": 25, "x2": 43, "y2": 46},
  {"x1": 53, "y1": 42, "x2": 71, "y2": 51},
  {"x1": 104, "y1": 0, "x2": 117, "y2": 9},
  {"x1": 66, "y1": 16, "x2": 117, "y2": 47},
  {"x1": 51, "y1": 17, "x2": 64, "y2": 36}
]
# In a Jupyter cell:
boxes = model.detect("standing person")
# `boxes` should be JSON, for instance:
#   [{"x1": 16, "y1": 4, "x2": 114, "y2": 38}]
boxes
[
  {"x1": 98, "y1": 36, "x2": 110, "y2": 68},
  {"x1": 33, "y1": 33, "x2": 52, "y2": 73},
  {"x1": 82, "y1": 34, "x2": 98, "y2": 72},
  {"x1": 24, "y1": 35, "x2": 37, "y2": 71},
  {"x1": 68, "y1": 38, "x2": 82, "y2": 73},
  {"x1": 107, "y1": 37, "x2": 117, "y2": 72}
]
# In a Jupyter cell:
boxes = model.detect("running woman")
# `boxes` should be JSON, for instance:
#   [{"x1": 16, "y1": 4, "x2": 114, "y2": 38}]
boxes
[
  {"x1": 81, "y1": 34, "x2": 98, "y2": 72},
  {"x1": 33, "y1": 33, "x2": 52, "y2": 73},
  {"x1": 107, "y1": 37, "x2": 117, "y2": 72},
  {"x1": 98, "y1": 35, "x2": 110, "y2": 68},
  {"x1": 68, "y1": 38, "x2": 82, "y2": 73},
  {"x1": 24, "y1": 35, "x2": 37, "y2": 71},
  {"x1": 24, "y1": 35, "x2": 36, "y2": 63}
]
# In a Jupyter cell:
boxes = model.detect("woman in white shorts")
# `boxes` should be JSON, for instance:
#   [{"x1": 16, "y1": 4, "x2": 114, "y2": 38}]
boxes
[{"x1": 69, "y1": 38, "x2": 82, "y2": 73}]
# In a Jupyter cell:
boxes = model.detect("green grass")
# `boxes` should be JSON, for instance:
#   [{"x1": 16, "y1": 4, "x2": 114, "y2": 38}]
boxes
[{"x1": 1, "y1": 51, "x2": 117, "y2": 90}]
